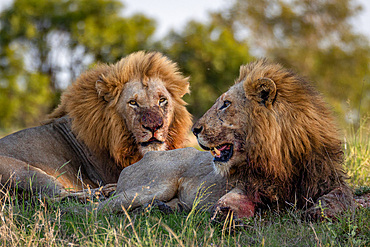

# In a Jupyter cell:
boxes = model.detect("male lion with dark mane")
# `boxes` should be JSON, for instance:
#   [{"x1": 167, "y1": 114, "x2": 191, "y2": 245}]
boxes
[
  {"x1": 192, "y1": 59, "x2": 354, "y2": 220},
  {"x1": 0, "y1": 51, "x2": 192, "y2": 197}
]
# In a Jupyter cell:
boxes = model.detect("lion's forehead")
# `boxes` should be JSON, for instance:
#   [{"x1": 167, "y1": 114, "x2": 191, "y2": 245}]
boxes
[
  {"x1": 121, "y1": 79, "x2": 171, "y2": 105},
  {"x1": 214, "y1": 83, "x2": 246, "y2": 109},
  {"x1": 223, "y1": 83, "x2": 244, "y2": 97}
]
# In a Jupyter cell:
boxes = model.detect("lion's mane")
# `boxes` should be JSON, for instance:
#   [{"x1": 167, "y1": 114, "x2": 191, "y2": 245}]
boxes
[
  {"x1": 236, "y1": 59, "x2": 346, "y2": 208},
  {"x1": 47, "y1": 51, "x2": 192, "y2": 169}
]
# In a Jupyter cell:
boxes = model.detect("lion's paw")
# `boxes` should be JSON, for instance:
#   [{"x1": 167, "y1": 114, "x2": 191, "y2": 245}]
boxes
[
  {"x1": 142, "y1": 199, "x2": 175, "y2": 214},
  {"x1": 305, "y1": 187, "x2": 355, "y2": 221}
]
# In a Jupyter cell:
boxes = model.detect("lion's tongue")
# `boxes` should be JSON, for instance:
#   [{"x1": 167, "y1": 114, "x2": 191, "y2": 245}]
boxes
[{"x1": 217, "y1": 145, "x2": 228, "y2": 152}]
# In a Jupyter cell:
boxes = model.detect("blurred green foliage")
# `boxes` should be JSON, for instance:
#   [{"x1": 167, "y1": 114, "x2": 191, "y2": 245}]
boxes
[
  {"x1": 0, "y1": 0, "x2": 156, "y2": 128},
  {"x1": 0, "y1": 0, "x2": 369, "y2": 130},
  {"x1": 162, "y1": 14, "x2": 252, "y2": 118},
  {"x1": 225, "y1": 0, "x2": 370, "y2": 126}
]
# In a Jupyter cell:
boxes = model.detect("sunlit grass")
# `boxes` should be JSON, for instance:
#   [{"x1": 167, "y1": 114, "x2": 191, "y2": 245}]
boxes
[
  {"x1": 344, "y1": 117, "x2": 370, "y2": 187},
  {"x1": 1, "y1": 189, "x2": 370, "y2": 246}
]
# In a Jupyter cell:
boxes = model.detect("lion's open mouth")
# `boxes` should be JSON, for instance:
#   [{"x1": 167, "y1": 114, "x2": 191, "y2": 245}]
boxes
[
  {"x1": 211, "y1": 144, "x2": 233, "y2": 162},
  {"x1": 140, "y1": 138, "x2": 164, "y2": 147},
  {"x1": 199, "y1": 142, "x2": 233, "y2": 162}
]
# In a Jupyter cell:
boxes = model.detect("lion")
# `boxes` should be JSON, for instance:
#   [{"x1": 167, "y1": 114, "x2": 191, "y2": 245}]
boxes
[
  {"x1": 98, "y1": 147, "x2": 227, "y2": 213},
  {"x1": 192, "y1": 59, "x2": 355, "y2": 220},
  {"x1": 0, "y1": 51, "x2": 192, "y2": 197}
]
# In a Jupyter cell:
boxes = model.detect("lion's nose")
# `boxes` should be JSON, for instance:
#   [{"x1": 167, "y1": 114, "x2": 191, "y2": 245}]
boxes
[
  {"x1": 141, "y1": 111, "x2": 163, "y2": 132},
  {"x1": 192, "y1": 126, "x2": 203, "y2": 137}
]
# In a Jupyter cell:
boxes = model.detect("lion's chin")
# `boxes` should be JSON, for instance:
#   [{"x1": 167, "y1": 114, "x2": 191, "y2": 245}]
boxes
[
  {"x1": 197, "y1": 140, "x2": 234, "y2": 177},
  {"x1": 139, "y1": 142, "x2": 167, "y2": 155},
  {"x1": 213, "y1": 160, "x2": 233, "y2": 177}
]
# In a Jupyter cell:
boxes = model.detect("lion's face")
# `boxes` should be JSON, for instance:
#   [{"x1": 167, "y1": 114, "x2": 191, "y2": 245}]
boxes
[
  {"x1": 192, "y1": 83, "x2": 250, "y2": 176},
  {"x1": 118, "y1": 79, "x2": 174, "y2": 155},
  {"x1": 192, "y1": 65, "x2": 280, "y2": 177}
]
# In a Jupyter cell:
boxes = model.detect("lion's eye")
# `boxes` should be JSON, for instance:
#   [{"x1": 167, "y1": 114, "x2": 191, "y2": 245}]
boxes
[
  {"x1": 219, "y1": 100, "x2": 231, "y2": 110},
  {"x1": 129, "y1": 100, "x2": 138, "y2": 106},
  {"x1": 159, "y1": 97, "x2": 167, "y2": 106}
]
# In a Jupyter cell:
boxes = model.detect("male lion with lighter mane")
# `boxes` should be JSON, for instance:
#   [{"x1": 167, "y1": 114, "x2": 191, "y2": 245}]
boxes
[
  {"x1": 0, "y1": 51, "x2": 192, "y2": 197},
  {"x1": 192, "y1": 59, "x2": 354, "y2": 220}
]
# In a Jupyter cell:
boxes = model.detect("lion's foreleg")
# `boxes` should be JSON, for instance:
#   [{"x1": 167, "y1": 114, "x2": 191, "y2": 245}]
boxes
[
  {"x1": 0, "y1": 155, "x2": 66, "y2": 197},
  {"x1": 98, "y1": 181, "x2": 179, "y2": 213},
  {"x1": 306, "y1": 186, "x2": 355, "y2": 221}
]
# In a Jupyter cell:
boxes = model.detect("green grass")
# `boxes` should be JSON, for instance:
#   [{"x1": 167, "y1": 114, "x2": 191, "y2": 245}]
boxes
[
  {"x1": 1, "y1": 121, "x2": 370, "y2": 246},
  {"x1": 344, "y1": 119, "x2": 370, "y2": 187},
  {"x1": 1, "y1": 194, "x2": 370, "y2": 246}
]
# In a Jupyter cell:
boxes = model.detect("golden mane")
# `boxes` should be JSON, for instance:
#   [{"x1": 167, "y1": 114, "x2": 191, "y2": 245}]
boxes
[
  {"x1": 47, "y1": 51, "x2": 192, "y2": 168},
  {"x1": 237, "y1": 59, "x2": 344, "y2": 203}
]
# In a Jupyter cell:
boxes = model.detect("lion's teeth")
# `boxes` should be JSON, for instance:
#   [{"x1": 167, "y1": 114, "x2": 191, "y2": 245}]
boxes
[{"x1": 214, "y1": 147, "x2": 221, "y2": 156}]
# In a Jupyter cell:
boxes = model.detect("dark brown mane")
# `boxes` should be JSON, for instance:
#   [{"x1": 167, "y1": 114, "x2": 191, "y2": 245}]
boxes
[{"x1": 238, "y1": 59, "x2": 345, "y2": 207}]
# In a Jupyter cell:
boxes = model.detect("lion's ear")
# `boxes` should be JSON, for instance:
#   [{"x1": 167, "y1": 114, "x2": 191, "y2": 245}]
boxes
[
  {"x1": 246, "y1": 77, "x2": 277, "y2": 108},
  {"x1": 95, "y1": 77, "x2": 113, "y2": 102}
]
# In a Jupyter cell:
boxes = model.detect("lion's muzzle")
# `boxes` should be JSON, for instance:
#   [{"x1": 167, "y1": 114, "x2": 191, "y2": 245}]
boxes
[
  {"x1": 192, "y1": 123, "x2": 234, "y2": 163},
  {"x1": 141, "y1": 109, "x2": 163, "y2": 133},
  {"x1": 138, "y1": 108, "x2": 167, "y2": 150},
  {"x1": 192, "y1": 125, "x2": 203, "y2": 137}
]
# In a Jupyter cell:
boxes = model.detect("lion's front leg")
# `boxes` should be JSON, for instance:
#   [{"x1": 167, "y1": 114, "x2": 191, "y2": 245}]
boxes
[
  {"x1": 306, "y1": 186, "x2": 355, "y2": 221},
  {"x1": 211, "y1": 187, "x2": 256, "y2": 221},
  {"x1": 0, "y1": 155, "x2": 66, "y2": 197}
]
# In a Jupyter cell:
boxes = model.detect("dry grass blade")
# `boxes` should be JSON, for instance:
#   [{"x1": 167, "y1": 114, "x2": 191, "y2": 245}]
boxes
[
  {"x1": 309, "y1": 222, "x2": 322, "y2": 247},
  {"x1": 158, "y1": 219, "x2": 185, "y2": 247},
  {"x1": 120, "y1": 204, "x2": 142, "y2": 246}
]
